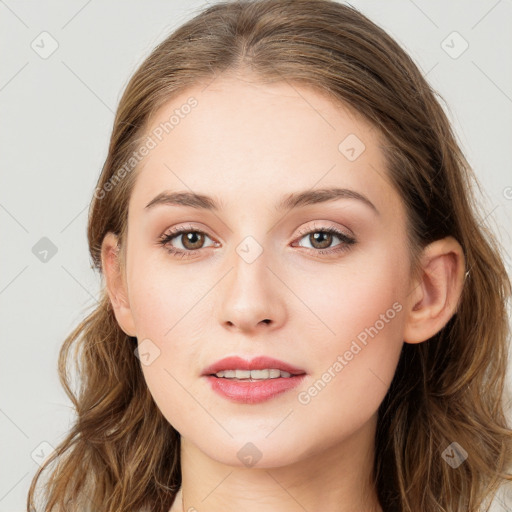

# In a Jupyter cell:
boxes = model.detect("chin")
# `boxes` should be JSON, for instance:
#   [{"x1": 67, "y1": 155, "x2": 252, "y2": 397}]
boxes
[{"x1": 188, "y1": 431, "x2": 313, "y2": 469}]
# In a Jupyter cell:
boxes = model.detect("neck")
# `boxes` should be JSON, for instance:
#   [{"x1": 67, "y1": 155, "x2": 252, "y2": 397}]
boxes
[{"x1": 171, "y1": 413, "x2": 383, "y2": 512}]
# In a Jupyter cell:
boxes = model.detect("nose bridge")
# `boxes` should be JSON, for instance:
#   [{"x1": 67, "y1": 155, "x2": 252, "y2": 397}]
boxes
[
  {"x1": 231, "y1": 234, "x2": 269, "y2": 291},
  {"x1": 217, "y1": 226, "x2": 287, "y2": 332}
]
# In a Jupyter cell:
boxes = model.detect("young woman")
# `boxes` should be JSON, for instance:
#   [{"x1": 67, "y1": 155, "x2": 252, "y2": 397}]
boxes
[{"x1": 27, "y1": 1, "x2": 512, "y2": 511}]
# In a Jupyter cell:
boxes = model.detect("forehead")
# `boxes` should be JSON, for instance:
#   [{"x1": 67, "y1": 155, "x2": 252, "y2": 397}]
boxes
[{"x1": 129, "y1": 74, "x2": 399, "y2": 217}]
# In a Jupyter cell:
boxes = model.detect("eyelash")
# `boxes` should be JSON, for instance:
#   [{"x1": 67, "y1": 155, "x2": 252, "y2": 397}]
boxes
[{"x1": 157, "y1": 223, "x2": 356, "y2": 259}]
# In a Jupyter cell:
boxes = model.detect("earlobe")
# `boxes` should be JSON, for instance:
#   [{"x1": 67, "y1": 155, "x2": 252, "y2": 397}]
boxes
[
  {"x1": 403, "y1": 236, "x2": 466, "y2": 344},
  {"x1": 101, "y1": 232, "x2": 137, "y2": 337}
]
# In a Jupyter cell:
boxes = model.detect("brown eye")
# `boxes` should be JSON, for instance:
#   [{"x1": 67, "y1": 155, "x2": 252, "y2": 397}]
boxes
[
  {"x1": 180, "y1": 231, "x2": 205, "y2": 250},
  {"x1": 158, "y1": 226, "x2": 217, "y2": 258},
  {"x1": 308, "y1": 231, "x2": 333, "y2": 250},
  {"x1": 294, "y1": 225, "x2": 356, "y2": 256}
]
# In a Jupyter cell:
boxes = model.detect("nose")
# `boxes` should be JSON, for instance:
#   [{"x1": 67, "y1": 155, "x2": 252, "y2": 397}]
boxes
[{"x1": 217, "y1": 248, "x2": 287, "y2": 334}]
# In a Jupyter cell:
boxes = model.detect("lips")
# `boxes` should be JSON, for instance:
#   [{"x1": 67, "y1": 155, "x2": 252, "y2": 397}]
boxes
[{"x1": 201, "y1": 356, "x2": 306, "y2": 376}]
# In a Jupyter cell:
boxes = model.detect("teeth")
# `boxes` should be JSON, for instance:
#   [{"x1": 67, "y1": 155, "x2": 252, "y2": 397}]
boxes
[{"x1": 214, "y1": 369, "x2": 293, "y2": 379}]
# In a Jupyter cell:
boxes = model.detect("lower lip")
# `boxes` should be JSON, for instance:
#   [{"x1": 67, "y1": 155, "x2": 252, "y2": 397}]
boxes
[{"x1": 204, "y1": 375, "x2": 306, "y2": 404}]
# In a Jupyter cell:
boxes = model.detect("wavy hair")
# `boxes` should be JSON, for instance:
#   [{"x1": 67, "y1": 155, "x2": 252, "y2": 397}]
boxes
[{"x1": 27, "y1": 1, "x2": 512, "y2": 510}]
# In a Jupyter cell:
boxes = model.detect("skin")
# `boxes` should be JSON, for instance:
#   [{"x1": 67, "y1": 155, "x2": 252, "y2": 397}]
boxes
[{"x1": 101, "y1": 70, "x2": 465, "y2": 512}]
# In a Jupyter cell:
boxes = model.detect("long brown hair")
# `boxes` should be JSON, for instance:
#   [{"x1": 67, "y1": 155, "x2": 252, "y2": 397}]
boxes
[{"x1": 27, "y1": 1, "x2": 512, "y2": 510}]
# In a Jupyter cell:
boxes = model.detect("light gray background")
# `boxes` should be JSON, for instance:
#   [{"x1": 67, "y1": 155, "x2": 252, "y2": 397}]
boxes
[{"x1": 1, "y1": 1, "x2": 511, "y2": 510}]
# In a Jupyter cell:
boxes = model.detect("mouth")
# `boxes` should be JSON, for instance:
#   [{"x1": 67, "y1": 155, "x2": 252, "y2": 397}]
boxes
[
  {"x1": 201, "y1": 355, "x2": 307, "y2": 378},
  {"x1": 211, "y1": 368, "x2": 298, "y2": 380},
  {"x1": 201, "y1": 355, "x2": 307, "y2": 404}
]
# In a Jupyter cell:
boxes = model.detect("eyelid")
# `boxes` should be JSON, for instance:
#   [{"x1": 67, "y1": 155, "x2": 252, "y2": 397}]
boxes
[
  {"x1": 160, "y1": 223, "x2": 217, "y2": 240},
  {"x1": 295, "y1": 220, "x2": 354, "y2": 239},
  {"x1": 159, "y1": 220, "x2": 352, "y2": 241}
]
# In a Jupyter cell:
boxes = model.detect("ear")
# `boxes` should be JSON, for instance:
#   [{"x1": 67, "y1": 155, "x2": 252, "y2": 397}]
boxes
[
  {"x1": 403, "y1": 236, "x2": 466, "y2": 344},
  {"x1": 101, "y1": 232, "x2": 137, "y2": 337}
]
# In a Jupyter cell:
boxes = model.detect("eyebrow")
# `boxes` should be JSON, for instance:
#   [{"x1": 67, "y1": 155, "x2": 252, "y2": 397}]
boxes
[{"x1": 144, "y1": 187, "x2": 379, "y2": 215}]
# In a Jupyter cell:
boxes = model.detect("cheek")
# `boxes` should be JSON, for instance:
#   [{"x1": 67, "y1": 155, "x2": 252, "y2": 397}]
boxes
[
  {"x1": 127, "y1": 257, "x2": 215, "y2": 430},
  {"x1": 291, "y1": 245, "x2": 408, "y2": 345},
  {"x1": 127, "y1": 252, "x2": 208, "y2": 338},
  {"x1": 291, "y1": 251, "x2": 407, "y2": 419}
]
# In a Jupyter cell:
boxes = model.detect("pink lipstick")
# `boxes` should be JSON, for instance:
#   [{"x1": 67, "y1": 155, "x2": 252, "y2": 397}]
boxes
[{"x1": 201, "y1": 356, "x2": 307, "y2": 404}]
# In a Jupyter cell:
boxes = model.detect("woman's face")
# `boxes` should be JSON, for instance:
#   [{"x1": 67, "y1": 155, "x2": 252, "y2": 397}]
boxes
[{"x1": 120, "y1": 72, "x2": 414, "y2": 467}]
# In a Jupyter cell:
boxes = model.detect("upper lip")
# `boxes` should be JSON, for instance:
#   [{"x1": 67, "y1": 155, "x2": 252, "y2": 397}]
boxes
[{"x1": 201, "y1": 356, "x2": 306, "y2": 376}]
